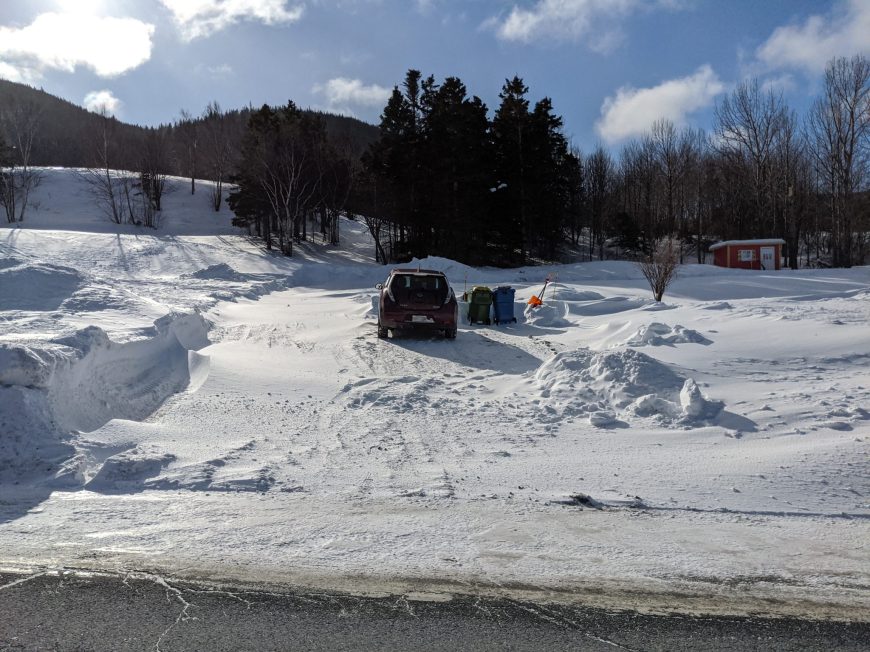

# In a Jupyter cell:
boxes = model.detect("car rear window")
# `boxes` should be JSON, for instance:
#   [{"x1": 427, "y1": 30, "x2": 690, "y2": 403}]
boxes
[
  {"x1": 390, "y1": 274, "x2": 448, "y2": 303},
  {"x1": 394, "y1": 274, "x2": 443, "y2": 291}
]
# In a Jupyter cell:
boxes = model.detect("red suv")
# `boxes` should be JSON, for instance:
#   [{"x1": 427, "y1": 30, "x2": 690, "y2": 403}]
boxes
[{"x1": 377, "y1": 269, "x2": 458, "y2": 339}]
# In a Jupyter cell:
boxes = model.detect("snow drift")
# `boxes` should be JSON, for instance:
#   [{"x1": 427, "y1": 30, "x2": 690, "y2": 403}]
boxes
[
  {"x1": 0, "y1": 258, "x2": 84, "y2": 311},
  {"x1": 0, "y1": 312, "x2": 210, "y2": 485}
]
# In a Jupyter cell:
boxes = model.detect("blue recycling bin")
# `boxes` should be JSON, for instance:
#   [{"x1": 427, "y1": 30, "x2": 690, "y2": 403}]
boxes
[{"x1": 492, "y1": 286, "x2": 517, "y2": 324}]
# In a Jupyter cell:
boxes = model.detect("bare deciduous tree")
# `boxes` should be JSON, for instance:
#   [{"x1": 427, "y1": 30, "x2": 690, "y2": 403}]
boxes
[
  {"x1": 139, "y1": 128, "x2": 171, "y2": 227},
  {"x1": 0, "y1": 99, "x2": 42, "y2": 222},
  {"x1": 806, "y1": 55, "x2": 870, "y2": 267},
  {"x1": 715, "y1": 79, "x2": 788, "y2": 237},
  {"x1": 202, "y1": 101, "x2": 232, "y2": 211},
  {"x1": 638, "y1": 237, "x2": 679, "y2": 302},
  {"x1": 80, "y1": 108, "x2": 123, "y2": 224},
  {"x1": 586, "y1": 145, "x2": 613, "y2": 260},
  {"x1": 177, "y1": 109, "x2": 198, "y2": 195}
]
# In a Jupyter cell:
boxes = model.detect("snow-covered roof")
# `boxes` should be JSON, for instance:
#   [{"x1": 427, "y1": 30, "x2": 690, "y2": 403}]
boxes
[
  {"x1": 709, "y1": 239, "x2": 785, "y2": 251},
  {"x1": 391, "y1": 268, "x2": 446, "y2": 275}
]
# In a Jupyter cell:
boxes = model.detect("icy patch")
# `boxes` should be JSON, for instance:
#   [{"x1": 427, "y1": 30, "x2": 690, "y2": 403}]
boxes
[
  {"x1": 626, "y1": 322, "x2": 712, "y2": 347},
  {"x1": 0, "y1": 259, "x2": 83, "y2": 311}
]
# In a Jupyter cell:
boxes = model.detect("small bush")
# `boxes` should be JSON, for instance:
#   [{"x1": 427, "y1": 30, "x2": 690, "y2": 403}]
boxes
[{"x1": 638, "y1": 238, "x2": 679, "y2": 302}]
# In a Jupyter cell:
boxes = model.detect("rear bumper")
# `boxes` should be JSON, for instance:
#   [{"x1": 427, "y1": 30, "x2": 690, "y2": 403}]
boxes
[
  {"x1": 380, "y1": 316, "x2": 456, "y2": 330},
  {"x1": 379, "y1": 309, "x2": 457, "y2": 330}
]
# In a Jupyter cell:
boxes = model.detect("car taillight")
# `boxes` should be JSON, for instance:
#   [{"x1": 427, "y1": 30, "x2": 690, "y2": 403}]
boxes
[
  {"x1": 443, "y1": 287, "x2": 455, "y2": 306},
  {"x1": 385, "y1": 286, "x2": 396, "y2": 303}
]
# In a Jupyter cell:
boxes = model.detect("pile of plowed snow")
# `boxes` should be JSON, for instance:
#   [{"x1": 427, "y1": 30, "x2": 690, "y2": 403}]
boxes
[
  {"x1": 534, "y1": 347, "x2": 724, "y2": 428},
  {"x1": 0, "y1": 312, "x2": 209, "y2": 486}
]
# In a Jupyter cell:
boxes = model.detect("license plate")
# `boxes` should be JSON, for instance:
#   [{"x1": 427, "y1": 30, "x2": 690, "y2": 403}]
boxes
[{"x1": 411, "y1": 315, "x2": 434, "y2": 323}]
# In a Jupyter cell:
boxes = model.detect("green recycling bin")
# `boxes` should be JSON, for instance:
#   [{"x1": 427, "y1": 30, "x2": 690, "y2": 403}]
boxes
[{"x1": 467, "y1": 286, "x2": 493, "y2": 325}]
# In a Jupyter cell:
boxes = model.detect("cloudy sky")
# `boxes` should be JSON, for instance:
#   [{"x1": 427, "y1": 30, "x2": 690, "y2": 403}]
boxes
[{"x1": 1, "y1": 0, "x2": 868, "y2": 150}]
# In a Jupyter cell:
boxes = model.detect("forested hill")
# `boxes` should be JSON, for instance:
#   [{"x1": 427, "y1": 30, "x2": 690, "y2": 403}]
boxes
[{"x1": 0, "y1": 79, "x2": 379, "y2": 173}]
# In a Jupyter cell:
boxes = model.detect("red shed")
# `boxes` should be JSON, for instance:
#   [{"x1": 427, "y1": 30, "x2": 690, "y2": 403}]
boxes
[{"x1": 709, "y1": 239, "x2": 784, "y2": 270}]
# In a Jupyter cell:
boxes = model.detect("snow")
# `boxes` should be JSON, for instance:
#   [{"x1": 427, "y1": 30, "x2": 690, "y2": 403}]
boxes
[
  {"x1": 1, "y1": 169, "x2": 868, "y2": 617},
  {"x1": 709, "y1": 239, "x2": 786, "y2": 250}
]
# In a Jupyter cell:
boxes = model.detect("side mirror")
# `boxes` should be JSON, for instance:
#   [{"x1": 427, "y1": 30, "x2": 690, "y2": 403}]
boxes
[{"x1": 376, "y1": 283, "x2": 383, "y2": 290}]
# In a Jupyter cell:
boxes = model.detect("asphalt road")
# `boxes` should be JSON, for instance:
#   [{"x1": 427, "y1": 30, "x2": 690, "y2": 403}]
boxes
[{"x1": 1, "y1": 571, "x2": 867, "y2": 651}]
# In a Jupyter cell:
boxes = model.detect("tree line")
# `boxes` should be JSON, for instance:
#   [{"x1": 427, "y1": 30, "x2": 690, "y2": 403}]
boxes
[
  {"x1": 227, "y1": 71, "x2": 582, "y2": 265},
  {"x1": 341, "y1": 58, "x2": 868, "y2": 268},
  {"x1": 2, "y1": 56, "x2": 868, "y2": 268}
]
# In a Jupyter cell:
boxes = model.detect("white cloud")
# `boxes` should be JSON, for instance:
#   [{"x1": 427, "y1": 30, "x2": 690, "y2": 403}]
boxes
[
  {"x1": 313, "y1": 77, "x2": 391, "y2": 108},
  {"x1": 588, "y1": 28, "x2": 625, "y2": 55},
  {"x1": 595, "y1": 65, "x2": 725, "y2": 143},
  {"x1": 755, "y1": 0, "x2": 870, "y2": 74},
  {"x1": 488, "y1": 0, "x2": 679, "y2": 47},
  {"x1": 83, "y1": 90, "x2": 122, "y2": 116},
  {"x1": 760, "y1": 74, "x2": 796, "y2": 95},
  {"x1": 0, "y1": 12, "x2": 154, "y2": 82},
  {"x1": 0, "y1": 61, "x2": 35, "y2": 84},
  {"x1": 159, "y1": 0, "x2": 304, "y2": 40}
]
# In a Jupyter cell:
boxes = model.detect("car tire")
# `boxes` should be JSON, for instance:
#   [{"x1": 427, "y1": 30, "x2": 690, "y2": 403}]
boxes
[
  {"x1": 445, "y1": 328, "x2": 457, "y2": 339},
  {"x1": 377, "y1": 324, "x2": 388, "y2": 339}
]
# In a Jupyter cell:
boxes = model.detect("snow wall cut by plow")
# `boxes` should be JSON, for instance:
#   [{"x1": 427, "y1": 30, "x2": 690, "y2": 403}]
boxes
[{"x1": 0, "y1": 312, "x2": 210, "y2": 486}]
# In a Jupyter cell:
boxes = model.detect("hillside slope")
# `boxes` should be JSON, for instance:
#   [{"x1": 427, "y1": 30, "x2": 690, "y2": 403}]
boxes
[{"x1": 0, "y1": 79, "x2": 379, "y2": 170}]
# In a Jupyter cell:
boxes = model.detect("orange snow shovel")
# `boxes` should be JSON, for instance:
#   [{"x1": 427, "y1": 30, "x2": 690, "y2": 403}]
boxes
[{"x1": 527, "y1": 275, "x2": 551, "y2": 306}]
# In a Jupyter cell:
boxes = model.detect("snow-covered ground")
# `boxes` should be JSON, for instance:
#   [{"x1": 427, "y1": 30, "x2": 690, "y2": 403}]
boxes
[{"x1": 1, "y1": 169, "x2": 868, "y2": 618}]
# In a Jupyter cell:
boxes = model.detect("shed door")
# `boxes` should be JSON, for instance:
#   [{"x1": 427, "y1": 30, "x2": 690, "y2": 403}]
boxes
[{"x1": 760, "y1": 246, "x2": 775, "y2": 270}]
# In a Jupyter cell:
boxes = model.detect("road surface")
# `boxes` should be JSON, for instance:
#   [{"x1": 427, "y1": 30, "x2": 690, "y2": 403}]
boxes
[{"x1": 1, "y1": 570, "x2": 867, "y2": 651}]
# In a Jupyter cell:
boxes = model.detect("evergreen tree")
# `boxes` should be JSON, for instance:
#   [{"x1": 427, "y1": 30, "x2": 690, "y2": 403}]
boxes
[
  {"x1": 528, "y1": 97, "x2": 575, "y2": 259},
  {"x1": 423, "y1": 77, "x2": 492, "y2": 262},
  {"x1": 492, "y1": 76, "x2": 532, "y2": 264},
  {"x1": 356, "y1": 70, "x2": 580, "y2": 266}
]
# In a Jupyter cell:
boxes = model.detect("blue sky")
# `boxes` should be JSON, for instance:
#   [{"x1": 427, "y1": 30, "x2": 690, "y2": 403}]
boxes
[{"x1": 1, "y1": 1, "x2": 868, "y2": 151}]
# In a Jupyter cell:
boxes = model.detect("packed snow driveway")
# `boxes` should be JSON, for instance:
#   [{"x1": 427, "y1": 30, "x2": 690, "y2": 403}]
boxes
[{"x1": 1, "y1": 171, "x2": 868, "y2": 619}]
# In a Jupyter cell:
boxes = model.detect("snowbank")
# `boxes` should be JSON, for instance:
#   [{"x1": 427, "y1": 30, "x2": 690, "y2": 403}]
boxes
[
  {"x1": 534, "y1": 347, "x2": 726, "y2": 428},
  {"x1": 0, "y1": 312, "x2": 210, "y2": 485}
]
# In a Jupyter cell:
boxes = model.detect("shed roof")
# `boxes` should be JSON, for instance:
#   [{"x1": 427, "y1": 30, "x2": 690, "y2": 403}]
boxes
[{"x1": 709, "y1": 239, "x2": 785, "y2": 252}]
